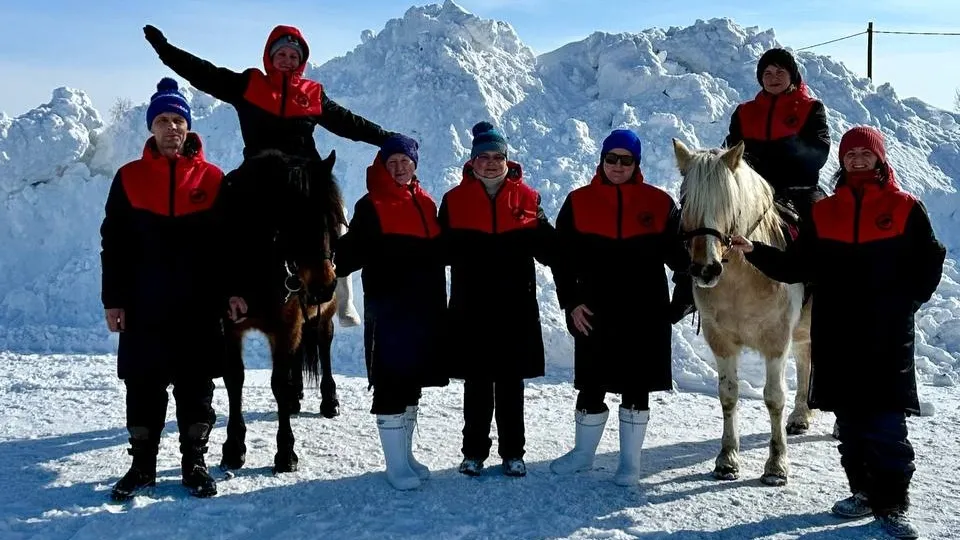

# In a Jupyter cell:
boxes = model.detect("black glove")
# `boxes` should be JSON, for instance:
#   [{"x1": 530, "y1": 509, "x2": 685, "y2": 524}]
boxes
[{"x1": 143, "y1": 25, "x2": 167, "y2": 48}]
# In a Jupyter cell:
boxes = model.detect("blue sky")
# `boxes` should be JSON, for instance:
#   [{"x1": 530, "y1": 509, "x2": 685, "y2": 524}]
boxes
[{"x1": 1, "y1": 0, "x2": 957, "y2": 117}]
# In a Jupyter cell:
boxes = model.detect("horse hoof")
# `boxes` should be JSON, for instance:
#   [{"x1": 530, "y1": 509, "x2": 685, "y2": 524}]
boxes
[
  {"x1": 220, "y1": 442, "x2": 246, "y2": 470},
  {"x1": 273, "y1": 455, "x2": 299, "y2": 474},
  {"x1": 712, "y1": 467, "x2": 739, "y2": 481},
  {"x1": 320, "y1": 399, "x2": 340, "y2": 419},
  {"x1": 219, "y1": 454, "x2": 246, "y2": 471},
  {"x1": 786, "y1": 422, "x2": 809, "y2": 436},
  {"x1": 761, "y1": 473, "x2": 788, "y2": 486}
]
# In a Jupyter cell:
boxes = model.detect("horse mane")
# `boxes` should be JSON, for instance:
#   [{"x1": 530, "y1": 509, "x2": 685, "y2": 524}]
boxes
[
  {"x1": 679, "y1": 144, "x2": 787, "y2": 249},
  {"x1": 240, "y1": 149, "x2": 347, "y2": 234}
]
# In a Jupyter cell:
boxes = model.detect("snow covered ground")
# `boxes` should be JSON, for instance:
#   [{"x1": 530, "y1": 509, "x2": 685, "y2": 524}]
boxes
[{"x1": 2, "y1": 351, "x2": 958, "y2": 539}]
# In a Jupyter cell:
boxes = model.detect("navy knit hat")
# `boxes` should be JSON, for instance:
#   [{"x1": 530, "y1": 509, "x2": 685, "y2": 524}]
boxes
[
  {"x1": 601, "y1": 129, "x2": 642, "y2": 163},
  {"x1": 146, "y1": 77, "x2": 191, "y2": 130},
  {"x1": 269, "y1": 35, "x2": 305, "y2": 59},
  {"x1": 470, "y1": 121, "x2": 508, "y2": 159},
  {"x1": 380, "y1": 134, "x2": 419, "y2": 167}
]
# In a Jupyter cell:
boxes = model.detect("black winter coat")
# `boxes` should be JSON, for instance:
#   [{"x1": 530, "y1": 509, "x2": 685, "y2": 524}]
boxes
[
  {"x1": 438, "y1": 163, "x2": 557, "y2": 380},
  {"x1": 726, "y1": 83, "x2": 830, "y2": 219},
  {"x1": 745, "y1": 169, "x2": 945, "y2": 414},
  {"x1": 150, "y1": 25, "x2": 391, "y2": 160},
  {"x1": 335, "y1": 159, "x2": 448, "y2": 389},
  {"x1": 554, "y1": 170, "x2": 689, "y2": 394},
  {"x1": 100, "y1": 134, "x2": 229, "y2": 381}
]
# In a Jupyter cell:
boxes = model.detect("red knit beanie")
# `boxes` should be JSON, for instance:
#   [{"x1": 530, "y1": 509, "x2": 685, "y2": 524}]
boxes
[{"x1": 839, "y1": 126, "x2": 886, "y2": 165}]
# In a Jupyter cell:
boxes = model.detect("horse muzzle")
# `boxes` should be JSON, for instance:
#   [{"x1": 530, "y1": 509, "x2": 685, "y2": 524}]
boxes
[{"x1": 689, "y1": 261, "x2": 723, "y2": 288}]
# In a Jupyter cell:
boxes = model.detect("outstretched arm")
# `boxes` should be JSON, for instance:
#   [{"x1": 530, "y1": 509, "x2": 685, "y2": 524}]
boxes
[
  {"x1": 144, "y1": 25, "x2": 247, "y2": 104},
  {"x1": 316, "y1": 90, "x2": 393, "y2": 146},
  {"x1": 741, "y1": 233, "x2": 815, "y2": 284}
]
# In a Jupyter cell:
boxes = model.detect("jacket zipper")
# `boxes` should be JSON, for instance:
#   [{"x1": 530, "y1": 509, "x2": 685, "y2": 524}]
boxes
[
  {"x1": 765, "y1": 94, "x2": 779, "y2": 140},
  {"x1": 852, "y1": 190, "x2": 862, "y2": 243},
  {"x1": 280, "y1": 75, "x2": 288, "y2": 117},
  {"x1": 168, "y1": 160, "x2": 176, "y2": 216},
  {"x1": 616, "y1": 185, "x2": 623, "y2": 239}
]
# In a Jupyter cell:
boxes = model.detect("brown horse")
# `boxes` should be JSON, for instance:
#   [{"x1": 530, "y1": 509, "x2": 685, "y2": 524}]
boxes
[{"x1": 217, "y1": 149, "x2": 347, "y2": 474}]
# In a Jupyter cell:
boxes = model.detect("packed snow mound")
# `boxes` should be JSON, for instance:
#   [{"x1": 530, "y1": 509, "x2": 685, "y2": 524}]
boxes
[{"x1": 2, "y1": 2, "x2": 960, "y2": 392}]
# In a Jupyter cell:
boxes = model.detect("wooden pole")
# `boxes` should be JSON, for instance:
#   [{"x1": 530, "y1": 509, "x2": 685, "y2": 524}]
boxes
[{"x1": 867, "y1": 21, "x2": 874, "y2": 80}]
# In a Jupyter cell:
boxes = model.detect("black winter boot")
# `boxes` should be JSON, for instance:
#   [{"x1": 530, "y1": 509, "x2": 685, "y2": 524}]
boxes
[
  {"x1": 870, "y1": 478, "x2": 917, "y2": 538},
  {"x1": 669, "y1": 271, "x2": 697, "y2": 324},
  {"x1": 111, "y1": 426, "x2": 158, "y2": 501},
  {"x1": 180, "y1": 422, "x2": 217, "y2": 498}
]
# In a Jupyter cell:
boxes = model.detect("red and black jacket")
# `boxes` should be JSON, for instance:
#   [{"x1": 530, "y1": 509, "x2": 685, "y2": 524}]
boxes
[
  {"x1": 725, "y1": 83, "x2": 830, "y2": 194},
  {"x1": 100, "y1": 133, "x2": 229, "y2": 325},
  {"x1": 745, "y1": 168, "x2": 946, "y2": 414},
  {"x1": 152, "y1": 25, "x2": 391, "y2": 160},
  {"x1": 553, "y1": 167, "x2": 689, "y2": 394},
  {"x1": 554, "y1": 168, "x2": 689, "y2": 313},
  {"x1": 437, "y1": 162, "x2": 557, "y2": 379},
  {"x1": 335, "y1": 156, "x2": 445, "y2": 303}
]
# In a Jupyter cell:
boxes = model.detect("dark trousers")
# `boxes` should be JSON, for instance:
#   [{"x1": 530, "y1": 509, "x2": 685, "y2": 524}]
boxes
[
  {"x1": 835, "y1": 410, "x2": 915, "y2": 514},
  {"x1": 576, "y1": 388, "x2": 649, "y2": 415},
  {"x1": 371, "y1": 384, "x2": 421, "y2": 415},
  {"x1": 124, "y1": 376, "x2": 216, "y2": 463},
  {"x1": 461, "y1": 378, "x2": 525, "y2": 461}
]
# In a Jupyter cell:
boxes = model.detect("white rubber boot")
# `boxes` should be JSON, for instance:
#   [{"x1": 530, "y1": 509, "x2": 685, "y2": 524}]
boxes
[
  {"x1": 376, "y1": 414, "x2": 421, "y2": 490},
  {"x1": 335, "y1": 218, "x2": 361, "y2": 328},
  {"x1": 404, "y1": 406, "x2": 430, "y2": 480},
  {"x1": 335, "y1": 276, "x2": 361, "y2": 327},
  {"x1": 612, "y1": 407, "x2": 649, "y2": 486},
  {"x1": 549, "y1": 409, "x2": 609, "y2": 474}
]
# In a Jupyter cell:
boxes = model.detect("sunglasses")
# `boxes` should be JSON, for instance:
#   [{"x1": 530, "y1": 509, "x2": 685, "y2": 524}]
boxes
[{"x1": 603, "y1": 153, "x2": 635, "y2": 166}]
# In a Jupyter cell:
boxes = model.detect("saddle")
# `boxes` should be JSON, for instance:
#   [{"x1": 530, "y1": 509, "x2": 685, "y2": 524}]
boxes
[{"x1": 773, "y1": 195, "x2": 801, "y2": 246}]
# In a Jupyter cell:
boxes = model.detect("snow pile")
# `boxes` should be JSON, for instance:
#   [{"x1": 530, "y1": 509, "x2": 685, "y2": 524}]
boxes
[{"x1": 2, "y1": 0, "x2": 959, "y2": 390}]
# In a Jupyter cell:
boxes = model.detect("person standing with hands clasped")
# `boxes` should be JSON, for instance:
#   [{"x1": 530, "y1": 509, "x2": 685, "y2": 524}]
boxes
[
  {"x1": 727, "y1": 126, "x2": 945, "y2": 539},
  {"x1": 550, "y1": 129, "x2": 689, "y2": 486},
  {"x1": 439, "y1": 121, "x2": 557, "y2": 478}
]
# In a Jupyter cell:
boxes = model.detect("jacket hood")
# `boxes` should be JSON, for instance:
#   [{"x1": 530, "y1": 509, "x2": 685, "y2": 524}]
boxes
[{"x1": 263, "y1": 25, "x2": 310, "y2": 77}]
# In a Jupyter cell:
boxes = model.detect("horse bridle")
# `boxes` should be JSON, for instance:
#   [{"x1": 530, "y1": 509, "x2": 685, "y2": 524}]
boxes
[
  {"x1": 279, "y1": 218, "x2": 337, "y2": 314},
  {"x1": 681, "y1": 201, "x2": 772, "y2": 263}
]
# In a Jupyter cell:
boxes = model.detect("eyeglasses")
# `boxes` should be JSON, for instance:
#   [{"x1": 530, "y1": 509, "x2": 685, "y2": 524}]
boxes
[
  {"x1": 475, "y1": 153, "x2": 506, "y2": 163},
  {"x1": 603, "y1": 153, "x2": 635, "y2": 166}
]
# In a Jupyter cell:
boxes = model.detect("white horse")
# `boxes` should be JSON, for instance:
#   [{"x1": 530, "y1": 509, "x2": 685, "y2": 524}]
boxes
[{"x1": 672, "y1": 139, "x2": 814, "y2": 486}]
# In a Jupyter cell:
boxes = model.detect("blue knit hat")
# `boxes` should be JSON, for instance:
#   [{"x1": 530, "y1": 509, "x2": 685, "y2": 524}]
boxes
[
  {"x1": 470, "y1": 121, "x2": 508, "y2": 159},
  {"x1": 146, "y1": 77, "x2": 191, "y2": 131},
  {"x1": 601, "y1": 129, "x2": 642, "y2": 163},
  {"x1": 380, "y1": 134, "x2": 419, "y2": 167}
]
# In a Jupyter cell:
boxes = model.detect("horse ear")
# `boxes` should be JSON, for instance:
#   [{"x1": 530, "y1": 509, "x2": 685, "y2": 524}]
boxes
[
  {"x1": 672, "y1": 138, "x2": 693, "y2": 172},
  {"x1": 720, "y1": 140, "x2": 745, "y2": 172},
  {"x1": 323, "y1": 149, "x2": 336, "y2": 169}
]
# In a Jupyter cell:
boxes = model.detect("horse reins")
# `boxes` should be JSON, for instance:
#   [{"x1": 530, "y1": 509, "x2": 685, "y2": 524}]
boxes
[{"x1": 681, "y1": 201, "x2": 773, "y2": 263}]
